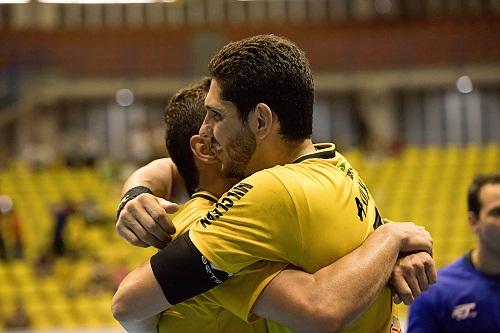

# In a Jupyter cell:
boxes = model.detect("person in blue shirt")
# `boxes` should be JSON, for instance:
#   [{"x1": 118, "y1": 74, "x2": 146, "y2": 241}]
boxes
[{"x1": 408, "y1": 173, "x2": 500, "y2": 333}]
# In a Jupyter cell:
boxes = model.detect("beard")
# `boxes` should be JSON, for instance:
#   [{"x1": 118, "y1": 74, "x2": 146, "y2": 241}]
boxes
[{"x1": 217, "y1": 124, "x2": 256, "y2": 179}]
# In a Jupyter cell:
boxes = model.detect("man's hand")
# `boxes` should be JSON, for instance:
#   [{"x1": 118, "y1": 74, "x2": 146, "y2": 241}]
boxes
[
  {"x1": 380, "y1": 222, "x2": 433, "y2": 255},
  {"x1": 390, "y1": 251, "x2": 436, "y2": 305},
  {"x1": 116, "y1": 193, "x2": 178, "y2": 249},
  {"x1": 377, "y1": 222, "x2": 436, "y2": 305}
]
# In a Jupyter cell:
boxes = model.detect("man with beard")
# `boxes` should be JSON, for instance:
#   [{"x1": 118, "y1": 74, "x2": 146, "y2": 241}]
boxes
[
  {"x1": 113, "y1": 35, "x2": 435, "y2": 333},
  {"x1": 115, "y1": 77, "x2": 433, "y2": 333}
]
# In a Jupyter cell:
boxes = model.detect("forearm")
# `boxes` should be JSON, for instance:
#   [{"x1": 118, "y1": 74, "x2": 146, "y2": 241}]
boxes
[
  {"x1": 112, "y1": 262, "x2": 172, "y2": 324},
  {"x1": 117, "y1": 314, "x2": 160, "y2": 333},
  {"x1": 253, "y1": 225, "x2": 400, "y2": 333},
  {"x1": 308, "y1": 226, "x2": 400, "y2": 328},
  {"x1": 122, "y1": 158, "x2": 185, "y2": 200}
]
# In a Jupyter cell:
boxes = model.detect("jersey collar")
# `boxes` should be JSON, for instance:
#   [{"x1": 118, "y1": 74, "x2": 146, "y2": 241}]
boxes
[
  {"x1": 293, "y1": 143, "x2": 336, "y2": 163},
  {"x1": 191, "y1": 190, "x2": 218, "y2": 204}
]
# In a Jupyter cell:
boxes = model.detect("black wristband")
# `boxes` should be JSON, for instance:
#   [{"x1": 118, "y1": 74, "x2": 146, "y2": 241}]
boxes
[{"x1": 116, "y1": 186, "x2": 153, "y2": 219}]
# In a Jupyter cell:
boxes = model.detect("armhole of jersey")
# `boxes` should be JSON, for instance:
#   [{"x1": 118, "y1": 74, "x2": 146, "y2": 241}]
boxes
[
  {"x1": 373, "y1": 207, "x2": 383, "y2": 229},
  {"x1": 150, "y1": 232, "x2": 232, "y2": 304}
]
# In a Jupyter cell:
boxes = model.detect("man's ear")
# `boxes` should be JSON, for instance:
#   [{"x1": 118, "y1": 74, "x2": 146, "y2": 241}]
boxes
[
  {"x1": 248, "y1": 103, "x2": 273, "y2": 139},
  {"x1": 190, "y1": 134, "x2": 218, "y2": 164},
  {"x1": 468, "y1": 211, "x2": 479, "y2": 231}
]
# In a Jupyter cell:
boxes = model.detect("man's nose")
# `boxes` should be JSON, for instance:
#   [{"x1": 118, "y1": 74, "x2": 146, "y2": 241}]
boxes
[{"x1": 199, "y1": 123, "x2": 213, "y2": 138}]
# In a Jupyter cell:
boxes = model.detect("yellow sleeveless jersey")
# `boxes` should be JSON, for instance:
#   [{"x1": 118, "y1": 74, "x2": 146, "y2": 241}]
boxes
[
  {"x1": 188, "y1": 143, "x2": 399, "y2": 333},
  {"x1": 158, "y1": 191, "x2": 286, "y2": 333}
]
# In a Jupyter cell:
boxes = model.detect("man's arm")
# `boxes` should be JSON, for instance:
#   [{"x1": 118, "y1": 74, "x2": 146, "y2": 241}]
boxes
[
  {"x1": 121, "y1": 158, "x2": 187, "y2": 200},
  {"x1": 112, "y1": 222, "x2": 435, "y2": 333},
  {"x1": 252, "y1": 222, "x2": 435, "y2": 333},
  {"x1": 111, "y1": 262, "x2": 170, "y2": 331},
  {"x1": 116, "y1": 158, "x2": 183, "y2": 248}
]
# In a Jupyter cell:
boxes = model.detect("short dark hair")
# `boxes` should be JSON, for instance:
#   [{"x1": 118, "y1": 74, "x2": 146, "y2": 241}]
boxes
[
  {"x1": 164, "y1": 77, "x2": 211, "y2": 195},
  {"x1": 467, "y1": 173, "x2": 500, "y2": 217},
  {"x1": 209, "y1": 34, "x2": 314, "y2": 141}
]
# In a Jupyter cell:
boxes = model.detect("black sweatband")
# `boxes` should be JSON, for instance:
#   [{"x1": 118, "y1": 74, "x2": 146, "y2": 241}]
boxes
[
  {"x1": 150, "y1": 232, "x2": 232, "y2": 305},
  {"x1": 116, "y1": 186, "x2": 153, "y2": 218}
]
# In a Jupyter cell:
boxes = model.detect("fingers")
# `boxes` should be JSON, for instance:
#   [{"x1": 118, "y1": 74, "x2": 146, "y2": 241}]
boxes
[
  {"x1": 128, "y1": 204, "x2": 171, "y2": 242},
  {"x1": 389, "y1": 284, "x2": 403, "y2": 304},
  {"x1": 390, "y1": 269, "x2": 415, "y2": 305},
  {"x1": 140, "y1": 200, "x2": 176, "y2": 237},
  {"x1": 403, "y1": 251, "x2": 436, "y2": 289},
  {"x1": 158, "y1": 198, "x2": 179, "y2": 214},
  {"x1": 116, "y1": 193, "x2": 177, "y2": 249},
  {"x1": 409, "y1": 253, "x2": 428, "y2": 294},
  {"x1": 404, "y1": 268, "x2": 422, "y2": 301},
  {"x1": 416, "y1": 265, "x2": 429, "y2": 292},
  {"x1": 155, "y1": 198, "x2": 178, "y2": 234},
  {"x1": 424, "y1": 255, "x2": 437, "y2": 285},
  {"x1": 116, "y1": 223, "x2": 149, "y2": 248},
  {"x1": 389, "y1": 252, "x2": 437, "y2": 305},
  {"x1": 118, "y1": 212, "x2": 169, "y2": 249}
]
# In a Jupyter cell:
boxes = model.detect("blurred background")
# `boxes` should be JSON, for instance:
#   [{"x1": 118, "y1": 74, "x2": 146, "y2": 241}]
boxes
[{"x1": 0, "y1": 0, "x2": 499, "y2": 331}]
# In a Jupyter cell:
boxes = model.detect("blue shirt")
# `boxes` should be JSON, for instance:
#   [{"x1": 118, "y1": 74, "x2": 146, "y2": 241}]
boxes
[{"x1": 408, "y1": 253, "x2": 500, "y2": 333}]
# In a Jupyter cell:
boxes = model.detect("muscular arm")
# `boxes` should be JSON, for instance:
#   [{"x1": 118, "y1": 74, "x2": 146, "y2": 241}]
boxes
[
  {"x1": 252, "y1": 223, "x2": 434, "y2": 333},
  {"x1": 121, "y1": 158, "x2": 187, "y2": 202},
  {"x1": 112, "y1": 223, "x2": 434, "y2": 333}
]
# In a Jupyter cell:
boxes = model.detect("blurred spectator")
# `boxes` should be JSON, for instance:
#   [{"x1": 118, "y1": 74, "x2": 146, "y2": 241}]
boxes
[
  {"x1": 96, "y1": 158, "x2": 123, "y2": 182},
  {"x1": 81, "y1": 133, "x2": 100, "y2": 167},
  {"x1": 0, "y1": 218, "x2": 6, "y2": 260},
  {"x1": 4, "y1": 298, "x2": 32, "y2": 329},
  {"x1": 0, "y1": 206, "x2": 24, "y2": 260},
  {"x1": 34, "y1": 251, "x2": 54, "y2": 277},
  {"x1": 87, "y1": 257, "x2": 109, "y2": 295},
  {"x1": 64, "y1": 131, "x2": 100, "y2": 168},
  {"x1": 110, "y1": 260, "x2": 129, "y2": 292},
  {"x1": 50, "y1": 199, "x2": 76, "y2": 257},
  {"x1": 8, "y1": 208, "x2": 24, "y2": 259},
  {"x1": 21, "y1": 141, "x2": 55, "y2": 171},
  {"x1": 0, "y1": 147, "x2": 10, "y2": 170},
  {"x1": 151, "y1": 124, "x2": 168, "y2": 159},
  {"x1": 408, "y1": 174, "x2": 500, "y2": 333},
  {"x1": 128, "y1": 121, "x2": 154, "y2": 166},
  {"x1": 80, "y1": 197, "x2": 103, "y2": 226}
]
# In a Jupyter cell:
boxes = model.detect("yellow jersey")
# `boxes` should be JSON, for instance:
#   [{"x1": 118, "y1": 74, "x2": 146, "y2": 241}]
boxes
[
  {"x1": 188, "y1": 143, "x2": 399, "y2": 333},
  {"x1": 158, "y1": 191, "x2": 286, "y2": 333}
]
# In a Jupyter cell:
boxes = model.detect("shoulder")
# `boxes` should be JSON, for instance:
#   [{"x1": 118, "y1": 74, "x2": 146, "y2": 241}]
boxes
[
  {"x1": 245, "y1": 167, "x2": 288, "y2": 185},
  {"x1": 195, "y1": 171, "x2": 298, "y2": 230},
  {"x1": 230, "y1": 169, "x2": 293, "y2": 202}
]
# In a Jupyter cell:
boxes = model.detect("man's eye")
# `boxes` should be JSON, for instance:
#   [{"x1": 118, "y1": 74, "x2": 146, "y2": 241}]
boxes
[
  {"x1": 212, "y1": 111, "x2": 222, "y2": 120},
  {"x1": 488, "y1": 207, "x2": 500, "y2": 217}
]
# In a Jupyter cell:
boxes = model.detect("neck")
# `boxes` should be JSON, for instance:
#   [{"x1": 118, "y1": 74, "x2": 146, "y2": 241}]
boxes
[
  {"x1": 471, "y1": 245, "x2": 500, "y2": 275},
  {"x1": 245, "y1": 137, "x2": 315, "y2": 176},
  {"x1": 197, "y1": 165, "x2": 238, "y2": 198}
]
